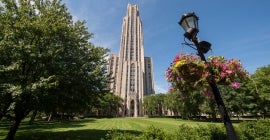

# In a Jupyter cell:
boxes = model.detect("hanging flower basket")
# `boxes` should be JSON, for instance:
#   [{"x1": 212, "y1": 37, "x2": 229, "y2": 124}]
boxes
[
  {"x1": 174, "y1": 62, "x2": 204, "y2": 82},
  {"x1": 166, "y1": 53, "x2": 206, "y2": 93},
  {"x1": 166, "y1": 53, "x2": 249, "y2": 94}
]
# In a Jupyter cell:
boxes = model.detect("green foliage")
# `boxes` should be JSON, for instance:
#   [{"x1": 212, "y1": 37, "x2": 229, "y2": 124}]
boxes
[
  {"x1": 175, "y1": 124, "x2": 200, "y2": 140},
  {"x1": 200, "y1": 98, "x2": 218, "y2": 119},
  {"x1": 238, "y1": 119, "x2": 270, "y2": 140},
  {"x1": 164, "y1": 90, "x2": 206, "y2": 119},
  {"x1": 142, "y1": 125, "x2": 166, "y2": 140},
  {"x1": 164, "y1": 91, "x2": 179, "y2": 115},
  {"x1": 220, "y1": 84, "x2": 246, "y2": 118},
  {"x1": 206, "y1": 125, "x2": 227, "y2": 140},
  {"x1": 143, "y1": 94, "x2": 165, "y2": 116},
  {"x1": 180, "y1": 91, "x2": 205, "y2": 119},
  {"x1": 250, "y1": 65, "x2": 270, "y2": 117},
  {"x1": 104, "y1": 129, "x2": 139, "y2": 140},
  {"x1": 104, "y1": 123, "x2": 228, "y2": 140},
  {"x1": 175, "y1": 124, "x2": 227, "y2": 140},
  {"x1": 94, "y1": 93, "x2": 123, "y2": 117}
]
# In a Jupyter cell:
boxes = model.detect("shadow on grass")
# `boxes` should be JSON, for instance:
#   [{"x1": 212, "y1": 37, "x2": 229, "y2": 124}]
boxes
[
  {"x1": 15, "y1": 129, "x2": 142, "y2": 140},
  {"x1": 1, "y1": 118, "x2": 97, "y2": 130},
  {"x1": 173, "y1": 117, "x2": 247, "y2": 124}
]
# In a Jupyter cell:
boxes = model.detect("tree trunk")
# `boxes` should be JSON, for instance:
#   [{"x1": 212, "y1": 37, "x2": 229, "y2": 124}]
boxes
[
  {"x1": 5, "y1": 116, "x2": 23, "y2": 140},
  {"x1": 29, "y1": 110, "x2": 38, "y2": 125},
  {"x1": 211, "y1": 113, "x2": 216, "y2": 121},
  {"x1": 47, "y1": 113, "x2": 52, "y2": 122},
  {"x1": 0, "y1": 113, "x2": 3, "y2": 121}
]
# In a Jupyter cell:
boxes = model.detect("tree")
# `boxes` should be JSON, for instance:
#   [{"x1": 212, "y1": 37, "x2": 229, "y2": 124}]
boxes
[
  {"x1": 95, "y1": 93, "x2": 123, "y2": 117},
  {"x1": 200, "y1": 97, "x2": 218, "y2": 120},
  {"x1": 164, "y1": 91, "x2": 182, "y2": 116},
  {"x1": 244, "y1": 79, "x2": 261, "y2": 118},
  {"x1": 251, "y1": 65, "x2": 270, "y2": 118},
  {"x1": 155, "y1": 94, "x2": 166, "y2": 116},
  {"x1": 143, "y1": 95, "x2": 156, "y2": 116},
  {"x1": 143, "y1": 94, "x2": 165, "y2": 116},
  {"x1": 220, "y1": 85, "x2": 246, "y2": 119},
  {"x1": 179, "y1": 91, "x2": 205, "y2": 119},
  {"x1": 0, "y1": 0, "x2": 109, "y2": 139}
]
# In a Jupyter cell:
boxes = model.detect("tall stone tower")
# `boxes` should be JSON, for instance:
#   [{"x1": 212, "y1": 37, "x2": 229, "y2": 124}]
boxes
[{"x1": 107, "y1": 4, "x2": 155, "y2": 117}]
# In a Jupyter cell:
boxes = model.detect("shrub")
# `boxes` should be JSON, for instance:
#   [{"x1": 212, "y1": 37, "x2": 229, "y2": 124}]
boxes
[
  {"x1": 142, "y1": 125, "x2": 167, "y2": 140},
  {"x1": 238, "y1": 119, "x2": 270, "y2": 140},
  {"x1": 175, "y1": 124, "x2": 200, "y2": 140},
  {"x1": 174, "y1": 124, "x2": 227, "y2": 140},
  {"x1": 103, "y1": 129, "x2": 139, "y2": 140},
  {"x1": 206, "y1": 124, "x2": 227, "y2": 140},
  {"x1": 103, "y1": 120, "x2": 270, "y2": 140}
]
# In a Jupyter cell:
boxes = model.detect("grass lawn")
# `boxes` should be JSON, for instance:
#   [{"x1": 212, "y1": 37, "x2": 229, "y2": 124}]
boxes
[{"x1": 0, "y1": 117, "x2": 226, "y2": 140}]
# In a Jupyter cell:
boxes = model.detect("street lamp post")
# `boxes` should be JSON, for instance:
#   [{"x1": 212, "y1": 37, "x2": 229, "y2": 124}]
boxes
[{"x1": 179, "y1": 12, "x2": 238, "y2": 140}]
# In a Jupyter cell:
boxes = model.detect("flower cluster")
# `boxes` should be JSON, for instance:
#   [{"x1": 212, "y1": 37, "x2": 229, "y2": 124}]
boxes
[
  {"x1": 207, "y1": 56, "x2": 248, "y2": 88},
  {"x1": 166, "y1": 53, "x2": 248, "y2": 94}
]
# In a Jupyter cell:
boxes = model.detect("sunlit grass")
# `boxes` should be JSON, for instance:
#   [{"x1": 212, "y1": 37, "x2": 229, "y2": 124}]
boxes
[{"x1": 0, "y1": 117, "x2": 225, "y2": 140}]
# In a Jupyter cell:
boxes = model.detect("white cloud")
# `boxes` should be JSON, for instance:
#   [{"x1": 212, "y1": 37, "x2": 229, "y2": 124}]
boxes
[{"x1": 154, "y1": 84, "x2": 168, "y2": 94}]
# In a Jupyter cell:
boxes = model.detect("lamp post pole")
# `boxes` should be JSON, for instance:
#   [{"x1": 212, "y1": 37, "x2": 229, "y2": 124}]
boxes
[
  {"x1": 179, "y1": 13, "x2": 238, "y2": 140},
  {"x1": 192, "y1": 37, "x2": 237, "y2": 140}
]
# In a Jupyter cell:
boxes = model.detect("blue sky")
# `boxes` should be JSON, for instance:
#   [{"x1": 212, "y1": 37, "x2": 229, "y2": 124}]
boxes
[{"x1": 62, "y1": 0, "x2": 270, "y2": 93}]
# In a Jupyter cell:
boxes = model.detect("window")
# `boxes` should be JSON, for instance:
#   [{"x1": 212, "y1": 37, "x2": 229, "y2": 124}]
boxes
[{"x1": 130, "y1": 63, "x2": 135, "y2": 92}]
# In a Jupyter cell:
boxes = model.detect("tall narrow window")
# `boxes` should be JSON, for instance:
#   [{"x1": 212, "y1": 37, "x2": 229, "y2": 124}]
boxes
[
  {"x1": 130, "y1": 63, "x2": 135, "y2": 92},
  {"x1": 130, "y1": 45, "x2": 134, "y2": 60}
]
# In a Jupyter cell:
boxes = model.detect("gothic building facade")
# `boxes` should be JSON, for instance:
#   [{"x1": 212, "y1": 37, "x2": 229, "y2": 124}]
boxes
[{"x1": 107, "y1": 4, "x2": 155, "y2": 117}]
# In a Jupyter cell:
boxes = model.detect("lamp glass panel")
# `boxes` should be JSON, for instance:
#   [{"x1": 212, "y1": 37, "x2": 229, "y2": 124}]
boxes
[
  {"x1": 180, "y1": 20, "x2": 189, "y2": 31},
  {"x1": 185, "y1": 16, "x2": 198, "y2": 29}
]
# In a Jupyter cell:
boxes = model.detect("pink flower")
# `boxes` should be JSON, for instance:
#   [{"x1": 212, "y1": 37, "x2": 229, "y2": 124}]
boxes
[
  {"x1": 226, "y1": 70, "x2": 234, "y2": 74},
  {"x1": 231, "y1": 82, "x2": 240, "y2": 88},
  {"x1": 214, "y1": 62, "x2": 221, "y2": 67},
  {"x1": 168, "y1": 86, "x2": 173, "y2": 91},
  {"x1": 220, "y1": 72, "x2": 226, "y2": 78},
  {"x1": 221, "y1": 65, "x2": 227, "y2": 70}
]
